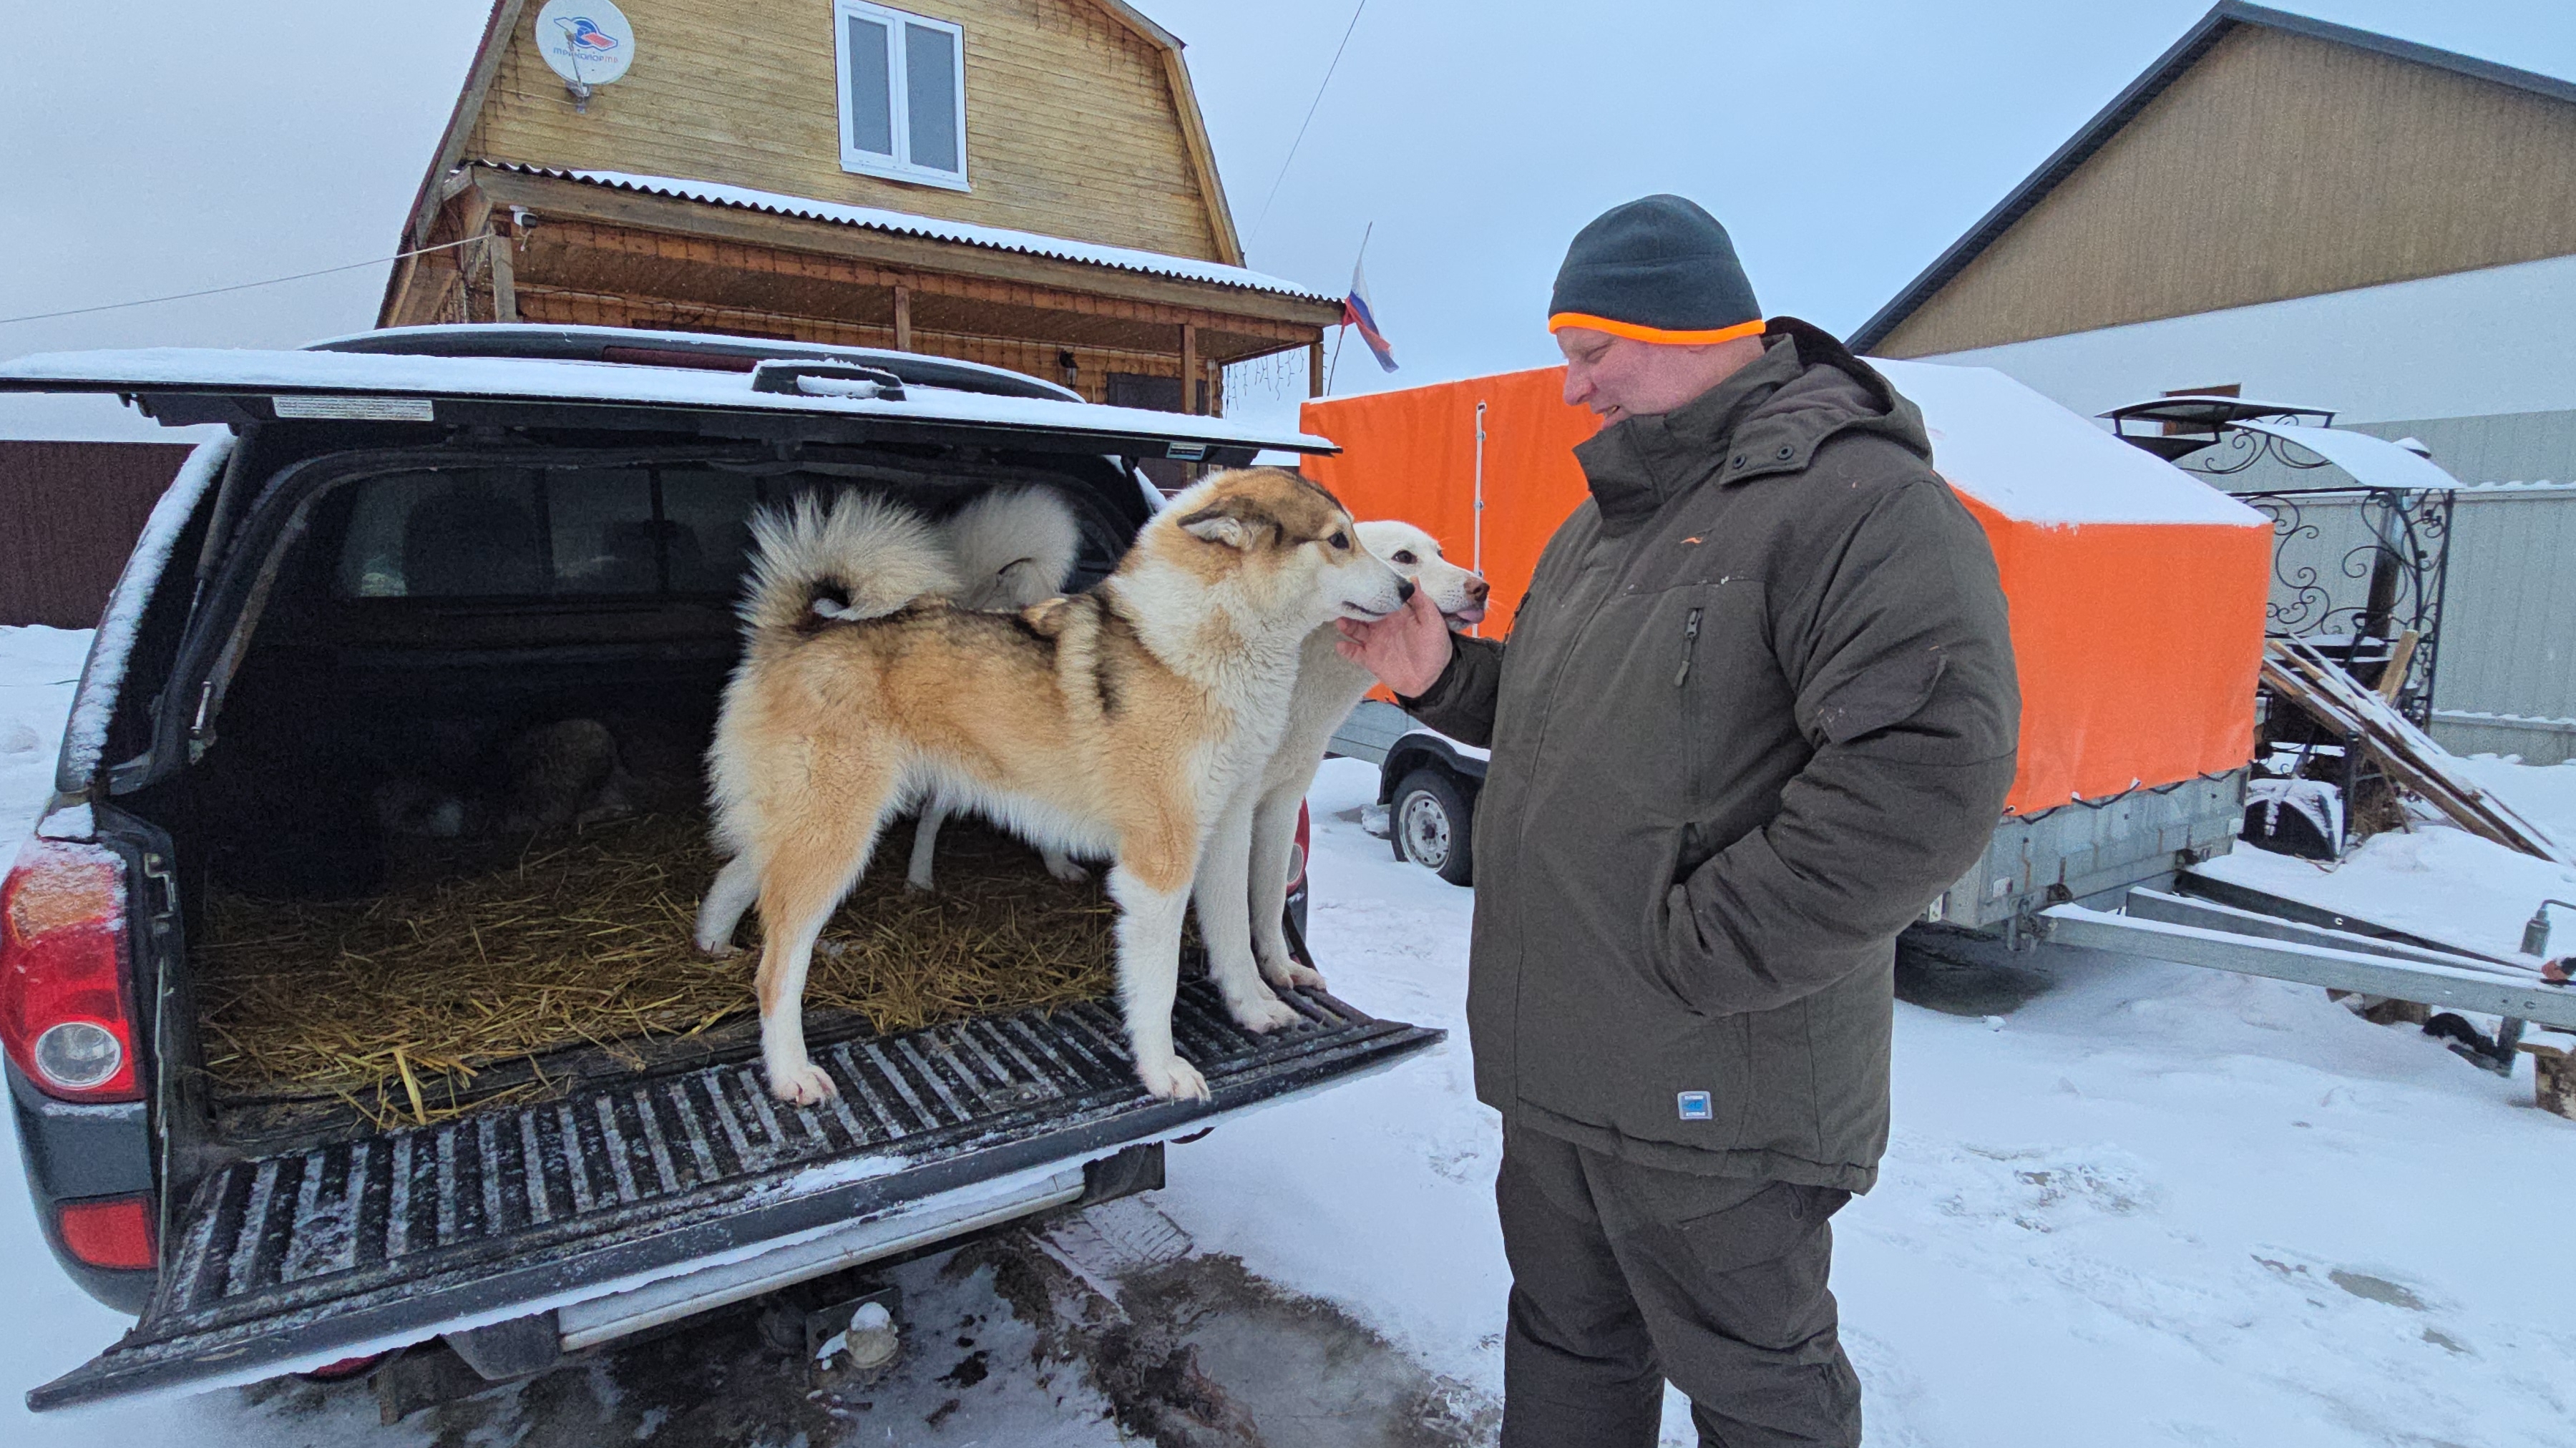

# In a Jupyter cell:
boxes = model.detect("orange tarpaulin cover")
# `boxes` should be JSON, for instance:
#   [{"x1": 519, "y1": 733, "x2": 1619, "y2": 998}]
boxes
[{"x1": 1299, "y1": 363, "x2": 2272, "y2": 816}]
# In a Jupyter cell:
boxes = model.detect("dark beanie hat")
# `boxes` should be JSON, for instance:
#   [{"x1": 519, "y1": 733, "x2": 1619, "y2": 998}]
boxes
[{"x1": 1548, "y1": 195, "x2": 1763, "y2": 345}]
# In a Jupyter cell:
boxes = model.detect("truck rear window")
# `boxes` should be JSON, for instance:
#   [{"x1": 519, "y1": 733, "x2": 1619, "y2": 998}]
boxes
[{"x1": 337, "y1": 465, "x2": 758, "y2": 599}]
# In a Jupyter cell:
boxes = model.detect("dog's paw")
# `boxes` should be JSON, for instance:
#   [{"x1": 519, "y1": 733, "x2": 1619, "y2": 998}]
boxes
[
  {"x1": 1257, "y1": 954, "x2": 1326, "y2": 993},
  {"x1": 1224, "y1": 992, "x2": 1304, "y2": 1034},
  {"x1": 766, "y1": 1058, "x2": 838, "y2": 1105},
  {"x1": 1136, "y1": 1055, "x2": 1210, "y2": 1102},
  {"x1": 693, "y1": 936, "x2": 741, "y2": 959},
  {"x1": 902, "y1": 874, "x2": 935, "y2": 895},
  {"x1": 1043, "y1": 854, "x2": 1090, "y2": 884}
]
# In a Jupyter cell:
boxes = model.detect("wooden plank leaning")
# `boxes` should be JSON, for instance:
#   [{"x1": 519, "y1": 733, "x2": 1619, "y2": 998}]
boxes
[{"x1": 2258, "y1": 638, "x2": 2574, "y2": 866}]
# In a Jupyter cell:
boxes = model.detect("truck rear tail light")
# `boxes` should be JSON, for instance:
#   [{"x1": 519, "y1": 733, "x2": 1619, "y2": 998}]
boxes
[
  {"x1": 57, "y1": 1194, "x2": 156, "y2": 1271},
  {"x1": 1288, "y1": 803, "x2": 1311, "y2": 889},
  {"x1": 1, "y1": 838, "x2": 141, "y2": 1102}
]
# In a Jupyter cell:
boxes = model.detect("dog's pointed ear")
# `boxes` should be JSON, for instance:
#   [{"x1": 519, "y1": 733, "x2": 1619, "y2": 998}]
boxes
[{"x1": 1176, "y1": 496, "x2": 1277, "y2": 551}]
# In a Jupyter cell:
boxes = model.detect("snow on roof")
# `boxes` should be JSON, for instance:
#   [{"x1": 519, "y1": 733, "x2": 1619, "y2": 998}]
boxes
[
  {"x1": 2232, "y1": 421, "x2": 2464, "y2": 493},
  {"x1": 1873, "y1": 358, "x2": 2268, "y2": 527},
  {"x1": 498, "y1": 166, "x2": 1337, "y2": 303},
  {"x1": 0, "y1": 347, "x2": 1335, "y2": 454}
]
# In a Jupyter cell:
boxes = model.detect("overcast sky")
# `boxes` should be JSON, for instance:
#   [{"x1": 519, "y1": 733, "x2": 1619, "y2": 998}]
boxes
[{"x1": 5, "y1": 0, "x2": 2575, "y2": 439}]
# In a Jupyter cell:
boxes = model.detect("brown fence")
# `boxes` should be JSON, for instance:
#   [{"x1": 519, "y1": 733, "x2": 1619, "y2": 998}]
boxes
[{"x1": 0, "y1": 441, "x2": 197, "y2": 628}]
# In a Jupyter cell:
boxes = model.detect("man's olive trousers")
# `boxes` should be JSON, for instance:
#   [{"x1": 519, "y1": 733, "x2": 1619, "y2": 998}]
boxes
[{"x1": 1496, "y1": 1124, "x2": 1862, "y2": 1448}]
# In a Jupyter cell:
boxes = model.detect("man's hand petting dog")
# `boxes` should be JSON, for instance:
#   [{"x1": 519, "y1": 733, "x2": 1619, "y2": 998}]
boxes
[{"x1": 1337, "y1": 587, "x2": 1454, "y2": 698}]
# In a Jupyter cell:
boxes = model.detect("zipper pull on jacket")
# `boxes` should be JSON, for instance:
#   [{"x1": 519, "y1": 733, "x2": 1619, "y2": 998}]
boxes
[{"x1": 1676, "y1": 607, "x2": 1704, "y2": 687}]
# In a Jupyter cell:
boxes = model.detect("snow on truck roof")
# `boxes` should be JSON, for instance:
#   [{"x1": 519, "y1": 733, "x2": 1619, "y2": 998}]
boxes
[
  {"x1": 1875, "y1": 358, "x2": 2268, "y2": 528},
  {"x1": 0, "y1": 342, "x2": 1335, "y2": 455}
]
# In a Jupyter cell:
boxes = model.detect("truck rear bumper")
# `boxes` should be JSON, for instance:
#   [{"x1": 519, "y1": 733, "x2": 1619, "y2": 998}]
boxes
[{"x1": 9, "y1": 1064, "x2": 155, "y2": 1314}]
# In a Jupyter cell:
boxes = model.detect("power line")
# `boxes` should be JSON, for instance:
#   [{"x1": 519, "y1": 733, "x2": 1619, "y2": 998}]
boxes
[
  {"x1": 0, "y1": 234, "x2": 482, "y2": 328},
  {"x1": 1247, "y1": 0, "x2": 1370, "y2": 250}
]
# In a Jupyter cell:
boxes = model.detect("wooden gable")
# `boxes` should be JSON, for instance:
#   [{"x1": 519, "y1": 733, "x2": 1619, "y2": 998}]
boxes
[
  {"x1": 1870, "y1": 19, "x2": 2576, "y2": 358},
  {"x1": 452, "y1": 0, "x2": 1236, "y2": 262},
  {"x1": 376, "y1": 0, "x2": 1335, "y2": 416}
]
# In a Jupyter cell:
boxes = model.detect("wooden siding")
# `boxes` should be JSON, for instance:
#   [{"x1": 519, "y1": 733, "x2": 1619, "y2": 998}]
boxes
[
  {"x1": 465, "y1": 0, "x2": 1221, "y2": 261},
  {"x1": 1880, "y1": 25, "x2": 2576, "y2": 358},
  {"x1": 0, "y1": 442, "x2": 193, "y2": 629}
]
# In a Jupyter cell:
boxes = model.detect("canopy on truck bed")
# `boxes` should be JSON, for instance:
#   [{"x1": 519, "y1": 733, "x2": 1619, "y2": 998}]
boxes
[{"x1": 1299, "y1": 360, "x2": 2273, "y2": 813}]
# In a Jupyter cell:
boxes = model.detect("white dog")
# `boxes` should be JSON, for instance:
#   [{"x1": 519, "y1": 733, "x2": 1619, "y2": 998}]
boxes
[
  {"x1": 1192, "y1": 521, "x2": 1488, "y2": 1001},
  {"x1": 904, "y1": 487, "x2": 1088, "y2": 891}
]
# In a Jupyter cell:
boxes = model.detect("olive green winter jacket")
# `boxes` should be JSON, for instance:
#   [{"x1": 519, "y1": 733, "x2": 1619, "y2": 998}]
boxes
[{"x1": 1402, "y1": 320, "x2": 2019, "y2": 1192}]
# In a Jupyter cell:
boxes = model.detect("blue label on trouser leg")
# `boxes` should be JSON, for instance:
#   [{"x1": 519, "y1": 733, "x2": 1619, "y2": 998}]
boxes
[{"x1": 1677, "y1": 1090, "x2": 1713, "y2": 1121}]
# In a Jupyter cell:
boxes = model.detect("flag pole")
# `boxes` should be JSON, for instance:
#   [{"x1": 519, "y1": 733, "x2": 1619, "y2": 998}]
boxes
[{"x1": 1326, "y1": 221, "x2": 1375, "y2": 396}]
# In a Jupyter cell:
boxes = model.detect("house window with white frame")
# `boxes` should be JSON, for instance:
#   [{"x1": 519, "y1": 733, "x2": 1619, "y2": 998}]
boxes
[{"x1": 835, "y1": 1, "x2": 968, "y2": 190}]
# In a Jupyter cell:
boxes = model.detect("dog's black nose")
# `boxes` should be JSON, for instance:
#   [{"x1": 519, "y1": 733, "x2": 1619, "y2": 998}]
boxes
[{"x1": 1395, "y1": 579, "x2": 1415, "y2": 603}]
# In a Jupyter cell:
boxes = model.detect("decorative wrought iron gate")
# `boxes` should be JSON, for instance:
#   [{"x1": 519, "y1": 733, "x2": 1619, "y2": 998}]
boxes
[
  {"x1": 2102, "y1": 396, "x2": 2455, "y2": 726},
  {"x1": 2216, "y1": 483, "x2": 2454, "y2": 727}
]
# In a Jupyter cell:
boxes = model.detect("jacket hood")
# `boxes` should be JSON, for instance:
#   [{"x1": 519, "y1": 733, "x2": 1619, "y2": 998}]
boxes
[{"x1": 1575, "y1": 316, "x2": 1931, "y2": 531}]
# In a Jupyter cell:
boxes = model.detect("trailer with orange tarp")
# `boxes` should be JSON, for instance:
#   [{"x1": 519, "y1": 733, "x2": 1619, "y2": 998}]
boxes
[{"x1": 1300, "y1": 359, "x2": 2274, "y2": 929}]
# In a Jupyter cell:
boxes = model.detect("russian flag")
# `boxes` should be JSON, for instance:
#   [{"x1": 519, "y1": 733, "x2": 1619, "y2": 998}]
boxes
[{"x1": 1342, "y1": 258, "x2": 1397, "y2": 373}]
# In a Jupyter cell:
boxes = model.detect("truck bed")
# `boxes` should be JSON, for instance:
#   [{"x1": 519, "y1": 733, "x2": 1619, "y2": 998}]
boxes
[{"x1": 33, "y1": 980, "x2": 1438, "y2": 1409}]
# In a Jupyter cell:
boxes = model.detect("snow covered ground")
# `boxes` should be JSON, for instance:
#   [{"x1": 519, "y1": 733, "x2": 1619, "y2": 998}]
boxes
[{"x1": 4, "y1": 622, "x2": 2574, "y2": 1445}]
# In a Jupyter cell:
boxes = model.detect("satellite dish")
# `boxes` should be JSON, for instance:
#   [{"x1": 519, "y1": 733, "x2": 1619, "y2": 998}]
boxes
[{"x1": 535, "y1": 1, "x2": 636, "y2": 97}]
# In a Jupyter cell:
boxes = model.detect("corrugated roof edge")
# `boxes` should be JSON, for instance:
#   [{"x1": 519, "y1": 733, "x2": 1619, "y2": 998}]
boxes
[
  {"x1": 1847, "y1": 1, "x2": 2576, "y2": 353},
  {"x1": 487, "y1": 165, "x2": 1337, "y2": 303}
]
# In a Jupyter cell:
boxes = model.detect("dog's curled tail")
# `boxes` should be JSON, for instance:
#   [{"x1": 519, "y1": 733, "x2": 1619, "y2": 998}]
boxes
[
  {"x1": 740, "y1": 491, "x2": 960, "y2": 635},
  {"x1": 943, "y1": 486, "x2": 1082, "y2": 612}
]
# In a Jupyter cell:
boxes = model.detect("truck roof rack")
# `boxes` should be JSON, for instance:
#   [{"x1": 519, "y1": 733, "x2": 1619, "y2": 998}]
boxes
[{"x1": 306, "y1": 323, "x2": 1081, "y2": 403}]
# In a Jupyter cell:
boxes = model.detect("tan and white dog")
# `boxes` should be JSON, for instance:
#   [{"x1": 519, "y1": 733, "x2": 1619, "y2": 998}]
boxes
[
  {"x1": 704, "y1": 469, "x2": 1410, "y2": 1104},
  {"x1": 693, "y1": 487, "x2": 1085, "y2": 951},
  {"x1": 1192, "y1": 522, "x2": 1488, "y2": 1001}
]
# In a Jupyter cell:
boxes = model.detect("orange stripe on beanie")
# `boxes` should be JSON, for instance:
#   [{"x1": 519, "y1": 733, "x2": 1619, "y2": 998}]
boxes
[
  {"x1": 1546, "y1": 314, "x2": 1767, "y2": 346},
  {"x1": 1548, "y1": 195, "x2": 1762, "y2": 344}
]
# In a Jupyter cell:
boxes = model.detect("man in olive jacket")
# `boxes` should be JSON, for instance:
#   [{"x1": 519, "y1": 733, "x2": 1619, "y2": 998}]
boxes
[{"x1": 1337, "y1": 196, "x2": 2019, "y2": 1447}]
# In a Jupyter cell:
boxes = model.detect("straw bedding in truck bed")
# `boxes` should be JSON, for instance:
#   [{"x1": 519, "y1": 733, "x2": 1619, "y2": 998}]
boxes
[{"x1": 194, "y1": 812, "x2": 1118, "y2": 1126}]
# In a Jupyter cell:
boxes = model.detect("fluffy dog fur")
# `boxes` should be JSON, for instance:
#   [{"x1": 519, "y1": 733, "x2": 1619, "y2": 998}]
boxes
[
  {"x1": 1192, "y1": 522, "x2": 1488, "y2": 1002},
  {"x1": 907, "y1": 487, "x2": 1086, "y2": 891},
  {"x1": 704, "y1": 469, "x2": 1408, "y2": 1104},
  {"x1": 693, "y1": 488, "x2": 1085, "y2": 951}
]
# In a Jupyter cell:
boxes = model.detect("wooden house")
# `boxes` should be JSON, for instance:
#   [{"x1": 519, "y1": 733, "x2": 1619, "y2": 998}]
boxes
[{"x1": 378, "y1": 0, "x2": 1340, "y2": 414}]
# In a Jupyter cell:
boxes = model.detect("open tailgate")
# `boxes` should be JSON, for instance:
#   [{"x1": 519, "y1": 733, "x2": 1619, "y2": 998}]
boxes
[
  {"x1": 31, "y1": 982, "x2": 1436, "y2": 1410},
  {"x1": 0, "y1": 346, "x2": 1337, "y2": 460}
]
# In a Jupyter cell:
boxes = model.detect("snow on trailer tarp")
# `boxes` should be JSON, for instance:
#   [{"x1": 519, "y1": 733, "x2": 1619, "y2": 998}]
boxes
[
  {"x1": 0, "y1": 348, "x2": 1336, "y2": 455},
  {"x1": 1299, "y1": 360, "x2": 2273, "y2": 815}
]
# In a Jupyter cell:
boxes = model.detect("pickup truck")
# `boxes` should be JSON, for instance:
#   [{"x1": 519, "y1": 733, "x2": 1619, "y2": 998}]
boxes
[{"x1": 0, "y1": 325, "x2": 1438, "y2": 1411}]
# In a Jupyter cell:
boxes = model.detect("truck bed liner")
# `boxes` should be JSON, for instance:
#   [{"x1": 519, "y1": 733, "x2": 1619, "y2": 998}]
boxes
[{"x1": 33, "y1": 981, "x2": 1438, "y2": 1410}]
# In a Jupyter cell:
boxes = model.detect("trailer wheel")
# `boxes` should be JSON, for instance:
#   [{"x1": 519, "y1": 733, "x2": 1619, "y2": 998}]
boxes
[{"x1": 1391, "y1": 768, "x2": 1475, "y2": 886}]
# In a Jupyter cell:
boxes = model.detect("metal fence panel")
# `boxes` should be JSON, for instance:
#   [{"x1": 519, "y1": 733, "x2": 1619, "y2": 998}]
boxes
[{"x1": 2429, "y1": 484, "x2": 2576, "y2": 763}]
